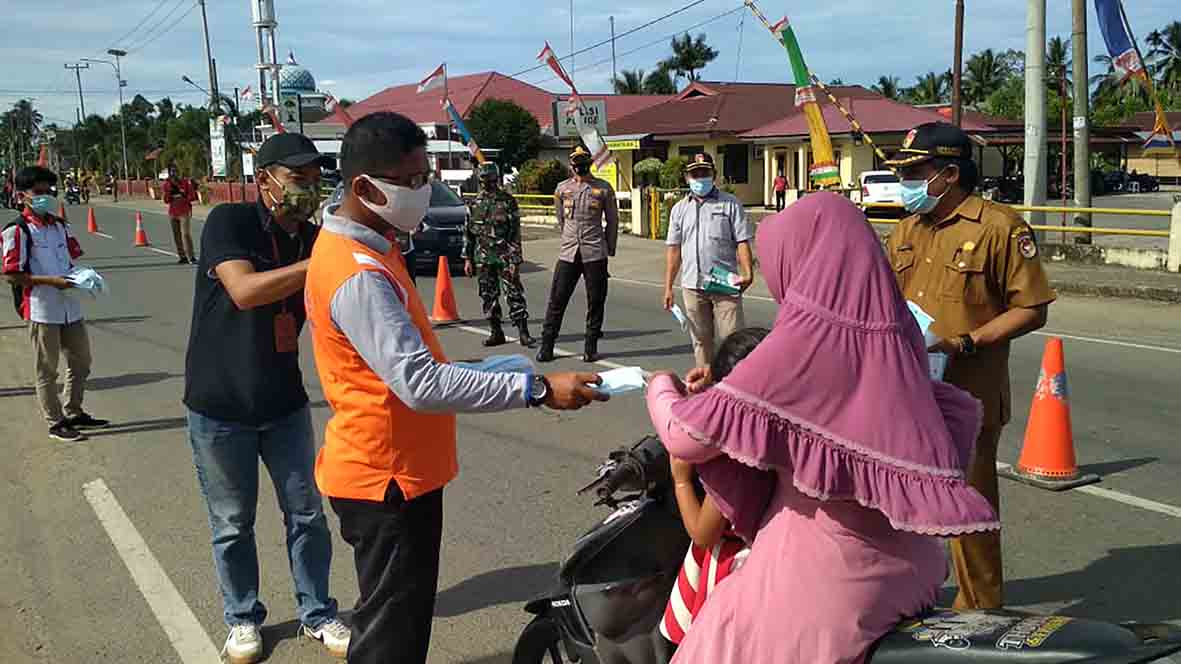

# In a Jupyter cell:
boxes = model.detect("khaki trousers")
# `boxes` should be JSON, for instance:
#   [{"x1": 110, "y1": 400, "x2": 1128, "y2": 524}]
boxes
[
  {"x1": 682, "y1": 288, "x2": 745, "y2": 368},
  {"x1": 950, "y1": 423, "x2": 1004, "y2": 609},
  {"x1": 29, "y1": 321, "x2": 92, "y2": 425},
  {"x1": 170, "y1": 215, "x2": 194, "y2": 260}
]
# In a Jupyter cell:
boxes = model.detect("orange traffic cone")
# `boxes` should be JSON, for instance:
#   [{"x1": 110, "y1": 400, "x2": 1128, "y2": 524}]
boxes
[
  {"x1": 998, "y1": 338, "x2": 1099, "y2": 491},
  {"x1": 57, "y1": 201, "x2": 67, "y2": 220},
  {"x1": 133, "y1": 212, "x2": 150, "y2": 247},
  {"x1": 86, "y1": 208, "x2": 99, "y2": 234},
  {"x1": 429, "y1": 256, "x2": 461, "y2": 325}
]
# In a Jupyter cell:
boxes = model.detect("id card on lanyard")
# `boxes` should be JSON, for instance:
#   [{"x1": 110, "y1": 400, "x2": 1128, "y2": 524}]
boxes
[{"x1": 271, "y1": 231, "x2": 303, "y2": 354}]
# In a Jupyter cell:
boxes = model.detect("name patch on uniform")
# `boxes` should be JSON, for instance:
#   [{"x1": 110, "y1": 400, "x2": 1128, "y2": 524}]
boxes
[{"x1": 1018, "y1": 234, "x2": 1038, "y2": 259}]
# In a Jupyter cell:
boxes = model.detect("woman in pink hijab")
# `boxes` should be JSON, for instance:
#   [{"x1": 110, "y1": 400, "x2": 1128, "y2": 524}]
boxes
[{"x1": 646, "y1": 192, "x2": 999, "y2": 664}]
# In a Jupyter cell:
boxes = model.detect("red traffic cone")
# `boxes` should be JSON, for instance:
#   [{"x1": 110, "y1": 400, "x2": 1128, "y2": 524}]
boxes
[
  {"x1": 133, "y1": 212, "x2": 150, "y2": 247},
  {"x1": 57, "y1": 201, "x2": 67, "y2": 220},
  {"x1": 429, "y1": 256, "x2": 460, "y2": 325},
  {"x1": 997, "y1": 338, "x2": 1099, "y2": 491},
  {"x1": 86, "y1": 208, "x2": 99, "y2": 234}
]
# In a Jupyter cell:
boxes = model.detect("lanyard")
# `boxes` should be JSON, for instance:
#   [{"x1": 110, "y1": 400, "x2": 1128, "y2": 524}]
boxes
[{"x1": 269, "y1": 230, "x2": 304, "y2": 313}]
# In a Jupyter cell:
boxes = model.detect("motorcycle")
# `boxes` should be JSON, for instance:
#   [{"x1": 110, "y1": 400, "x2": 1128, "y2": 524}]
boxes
[
  {"x1": 513, "y1": 436, "x2": 1181, "y2": 664},
  {"x1": 65, "y1": 184, "x2": 82, "y2": 205}
]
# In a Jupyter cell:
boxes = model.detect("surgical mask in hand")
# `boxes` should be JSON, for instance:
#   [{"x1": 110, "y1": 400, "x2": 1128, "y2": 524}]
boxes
[
  {"x1": 452, "y1": 354, "x2": 535, "y2": 374},
  {"x1": 670, "y1": 303, "x2": 689, "y2": 334},
  {"x1": 360, "y1": 175, "x2": 431, "y2": 232},
  {"x1": 28, "y1": 194, "x2": 56, "y2": 217},
  {"x1": 687, "y1": 177, "x2": 714, "y2": 197},
  {"x1": 899, "y1": 169, "x2": 947, "y2": 214},
  {"x1": 65, "y1": 266, "x2": 107, "y2": 297},
  {"x1": 594, "y1": 366, "x2": 646, "y2": 395}
]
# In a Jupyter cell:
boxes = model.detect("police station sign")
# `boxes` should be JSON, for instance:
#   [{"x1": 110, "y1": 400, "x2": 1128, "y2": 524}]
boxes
[{"x1": 553, "y1": 99, "x2": 607, "y2": 139}]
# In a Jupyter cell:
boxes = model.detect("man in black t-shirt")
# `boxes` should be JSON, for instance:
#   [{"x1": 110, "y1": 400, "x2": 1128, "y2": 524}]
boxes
[{"x1": 183, "y1": 133, "x2": 350, "y2": 663}]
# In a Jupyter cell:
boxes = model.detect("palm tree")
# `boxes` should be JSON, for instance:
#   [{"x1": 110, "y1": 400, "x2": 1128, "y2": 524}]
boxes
[
  {"x1": 963, "y1": 49, "x2": 1007, "y2": 107},
  {"x1": 1146, "y1": 21, "x2": 1181, "y2": 92},
  {"x1": 907, "y1": 71, "x2": 951, "y2": 105},
  {"x1": 665, "y1": 33, "x2": 719, "y2": 83},
  {"x1": 872, "y1": 76, "x2": 902, "y2": 100},
  {"x1": 1046, "y1": 36, "x2": 1072, "y2": 90},
  {"x1": 613, "y1": 69, "x2": 646, "y2": 95},
  {"x1": 643, "y1": 66, "x2": 677, "y2": 95}
]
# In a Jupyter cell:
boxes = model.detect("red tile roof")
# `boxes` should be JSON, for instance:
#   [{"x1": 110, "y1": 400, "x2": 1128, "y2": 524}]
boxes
[
  {"x1": 1128, "y1": 111, "x2": 1181, "y2": 132},
  {"x1": 320, "y1": 72, "x2": 672, "y2": 131},
  {"x1": 608, "y1": 81, "x2": 880, "y2": 137},
  {"x1": 741, "y1": 95, "x2": 998, "y2": 139},
  {"x1": 925, "y1": 105, "x2": 1023, "y2": 129}
]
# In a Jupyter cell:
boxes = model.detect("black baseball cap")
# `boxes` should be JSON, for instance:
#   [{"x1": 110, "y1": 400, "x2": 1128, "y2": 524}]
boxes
[
  {"x1": 884, "y1": 122, "x2": 973, "y2": 168},
  {"x1": 255, "y1": 132, "x2": 336, "y2": 170},
  {"x1": 684, "y1": 152, "x2": 716, "y2": 174}
]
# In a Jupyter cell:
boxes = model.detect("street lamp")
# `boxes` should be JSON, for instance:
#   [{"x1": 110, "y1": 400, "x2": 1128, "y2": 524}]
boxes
[{"x1": 81, "y1": 49, "x2": 130, "y2": 196}]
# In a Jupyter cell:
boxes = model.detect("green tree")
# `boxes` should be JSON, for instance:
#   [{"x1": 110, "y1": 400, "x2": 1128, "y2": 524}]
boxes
[
  {"x1": 465, "y1": 98, "x2": 542, "y2": 171},
  {"x1": 963, "y1": 49, "x2": 1007, "y2": 107},
  {"x1": 984, "y1": 75, "x2": 1025, "y2": 120},
  {"x1": 872, "y1": 76, "x2": 902, "y2": 100},
  {"x1": 338, "y1": 99, "x2": 355, "y2": 108},
  {"x1": 516, "y1": 158, "x2": 567, "y2": 194},
  {"x1": 1046, "y1": 36, "x2": 1072, "y2": 90},
  {"x1": 614, "y1": 69, "x2": 646, "y2": 95},
  {"x1": 663, "y1": 33, "x2": 718, "y2": 84},
  {"x1": 907, "y1": 71, "x2": 951, "y2": 105},
  {"x1": 659, "y1": 156, "x2": 688, "y2": 189},
  {"x1": 1147, "y1": 21, "x2": 1181, "y2": 92},
  {"x1": 643, "y1": 66, "x2": 677, "y2": 94}
]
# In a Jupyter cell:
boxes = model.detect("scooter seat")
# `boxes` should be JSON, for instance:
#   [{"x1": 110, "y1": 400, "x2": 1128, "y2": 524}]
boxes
[{"x1": 867, "y1": 609, "x2": 1141, "y2": 663}]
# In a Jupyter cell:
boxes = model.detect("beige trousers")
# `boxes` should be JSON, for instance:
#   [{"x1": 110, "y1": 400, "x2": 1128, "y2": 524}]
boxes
[
  {"x1": 170, "y1": 215, "x2": 194, "y2": 260},
  {"x1": 682, "y1": 288, "x2": 746, "y2": 368},
  {"x1": 29, "y1": 321, "x2": 92, "y2": 425}
]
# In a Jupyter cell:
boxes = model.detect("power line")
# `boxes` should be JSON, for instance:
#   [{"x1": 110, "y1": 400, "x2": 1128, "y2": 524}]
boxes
[
  {"x1": 109, "y1": 0, "x2": 174, "y2": 50},
  {"x1": 124, "y1": 0, "x2": 196, "y2": 53}
]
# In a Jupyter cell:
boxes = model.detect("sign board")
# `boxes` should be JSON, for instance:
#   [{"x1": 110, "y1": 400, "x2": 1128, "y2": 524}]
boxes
[
  {"x1": 606, "y1": 139, "x2": 640, "y2": 151},
  {"x1": 1073, "y1": 116, "x2": 1088, "y2": 130},
  {"x1": 277, "y1": 92, "x2": 304, "y2": 133},
  {"x1": 591, "y1": 161, "x2": 617, "y2": 190},
  {"x1": 209, "y1": 117, "x2": 227, "y2": 177},
  {"x1": 242, "y1": 152, "x2": 255, "y2": 177},
  {"x1": 554, "y1": 100, "x2": 607, "y2": 139}
]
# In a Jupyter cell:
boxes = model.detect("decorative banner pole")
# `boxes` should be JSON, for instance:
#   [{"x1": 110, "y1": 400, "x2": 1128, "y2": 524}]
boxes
[
  {"x1": 744, "y1": 0, "x2": 840, "y2": 189},
  {"x1": 807, "y1": 74, "x2": 892, "y2": 165}
]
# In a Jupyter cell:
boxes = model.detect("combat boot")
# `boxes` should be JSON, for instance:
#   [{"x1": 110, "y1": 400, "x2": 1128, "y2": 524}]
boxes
[
  {"x1": 483, "y1": 318, "x2": 507, "y2": 347},
  {"x1": 517, "y1": 322, "x2": 536, "y2": 348},
  {"x1": 536, "y1": 338, "x2": 555, "y2": 363},
  {"x1": 582, "y1": 335, "x2": 600, "y2": 363}
]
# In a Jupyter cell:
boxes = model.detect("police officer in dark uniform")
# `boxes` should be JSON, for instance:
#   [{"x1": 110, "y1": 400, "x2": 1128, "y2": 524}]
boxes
[
  {"x1": 463, "y1": 162, "x2": 535, "y2": 348},
  {"x1": 537, "y1": 145, "x2": 619, "y2": 363},
  {"x1": 884, "y1": 122, "x2": 1056, "y2": 610}
]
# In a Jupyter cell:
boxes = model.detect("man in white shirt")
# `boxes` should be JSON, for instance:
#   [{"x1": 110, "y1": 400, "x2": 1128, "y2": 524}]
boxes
[{"x1": 2, "y1": 166, "x2": 108, "y2": 441}]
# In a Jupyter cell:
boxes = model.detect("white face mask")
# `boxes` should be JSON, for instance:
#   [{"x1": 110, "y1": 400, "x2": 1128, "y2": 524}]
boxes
[{"x1": 358, "y1": 175, "x2": 431, "y2": 232}]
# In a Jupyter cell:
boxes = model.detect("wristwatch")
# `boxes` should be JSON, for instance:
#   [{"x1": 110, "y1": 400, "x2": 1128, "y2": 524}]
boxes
[
  {"x1": 528, "y1": 375, "x2": 551, "y2": 408},
  {"x1": 958, "y1": 334, "x2": 977, "y2": 356}
]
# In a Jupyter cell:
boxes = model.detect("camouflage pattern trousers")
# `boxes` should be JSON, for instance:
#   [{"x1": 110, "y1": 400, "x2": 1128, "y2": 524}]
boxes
[{"x1": 478, "y1": 265, "x2": 529, "y2": 324}]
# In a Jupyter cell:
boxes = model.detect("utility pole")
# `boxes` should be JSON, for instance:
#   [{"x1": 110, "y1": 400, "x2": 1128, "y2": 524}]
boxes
[
  {"x1": 570, "y1": 0, "x2": 575, "y2": 84},
  {"x1": 952, "y1": 0, "x2": 965, "y2": 126},
  {"x1": 64, "y1": 63, "x2": 89, "y2": 119},
  {"x1": 1023, "y1": 0, "x2": 1047, "y2": 233},
  {"x1": 610, "y1": 16, "x2": 617, "y2": 91},
  {"x1": 198, "y1": 0, "x2": 220, "y2": 112},
  {"x1": 1060, "y1": 63, "x2": 1069, "y2": 240},
  {"x1": 1071, "y1": 0, "x2": 1092, "y2": 242}
]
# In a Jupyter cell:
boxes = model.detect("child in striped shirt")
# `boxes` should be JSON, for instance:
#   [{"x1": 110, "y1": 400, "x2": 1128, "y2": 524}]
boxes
[{"x1": 660, "y1": 327, "x2": 769, "y2": 645}]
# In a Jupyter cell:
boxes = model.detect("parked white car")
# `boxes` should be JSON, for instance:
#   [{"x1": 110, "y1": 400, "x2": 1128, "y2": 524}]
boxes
[{"x1": 859, "y1": 170, "x2": 902, "y2": 212}]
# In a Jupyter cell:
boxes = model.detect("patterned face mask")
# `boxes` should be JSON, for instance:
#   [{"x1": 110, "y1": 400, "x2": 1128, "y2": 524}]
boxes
[{"x1": 265, "y1": 175, "x2": 320, "y2": 221}]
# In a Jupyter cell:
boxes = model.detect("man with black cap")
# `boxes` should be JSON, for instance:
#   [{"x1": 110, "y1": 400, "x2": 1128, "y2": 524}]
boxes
[
  {"x1": 884, "y1": 122, "x2": 1056, "y2": 611},
  {"x1": 183, "y1": 132, "x2": 350, "y2": 663},
  {"x1": 464, "y1": 161, "x2": 535, "y2": 347},
  {"x1": 537, "y1": 145, "x2": 619, "y2": 362}
]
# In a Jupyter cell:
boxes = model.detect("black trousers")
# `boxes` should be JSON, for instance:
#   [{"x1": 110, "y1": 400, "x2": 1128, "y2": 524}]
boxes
[
  {"x1": 329, "y1": 484, "x2": 443, "y2": 664},
  {"x1": 775, "y1": 191, "x2": 786, "y2": 211},
  {"x1": 541, "y1": 252, "x2": 608, "y2": 343}
]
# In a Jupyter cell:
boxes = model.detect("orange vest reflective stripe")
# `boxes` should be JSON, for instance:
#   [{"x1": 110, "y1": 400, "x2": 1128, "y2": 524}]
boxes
[{"x1": 306, "y1": 226, "x2": 457, "y2": 502}]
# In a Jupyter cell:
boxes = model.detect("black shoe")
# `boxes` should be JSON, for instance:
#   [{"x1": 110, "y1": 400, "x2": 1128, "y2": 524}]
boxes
[
  {"x1": 177, "y1": 257, "x2": 189, "y2": 265},
  {"x1": 189, "y1": 257, "x2": 198, "y2": 265},
  {"x1": 49, "y1": 422, "x2": 86, "y2": 442},
  {"x1": 67, "y1": 413, "x2": 110, "y2": 429},
  {"x1": 583, "y1": 337, "x2": 600, "y2": 363},
  {"x1": 517, "y1": 323, "x2": 536, "y2": 348},
  {"x1": 483, "y1": 320, "x2": 507, "y2": 347},
  {"x1": 536, "y1": 341, "x2": 555, "y2": 363}
]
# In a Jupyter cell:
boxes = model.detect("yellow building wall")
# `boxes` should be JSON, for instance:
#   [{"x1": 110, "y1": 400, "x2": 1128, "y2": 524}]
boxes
[{"x1": 1127, "y1": 148, "x2": 1181, "y2": 180}]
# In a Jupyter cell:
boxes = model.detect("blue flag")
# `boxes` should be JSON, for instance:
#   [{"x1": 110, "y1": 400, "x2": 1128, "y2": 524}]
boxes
[{"x1": 1094, "y1": 0, "x2": 1145, "y2": 82}]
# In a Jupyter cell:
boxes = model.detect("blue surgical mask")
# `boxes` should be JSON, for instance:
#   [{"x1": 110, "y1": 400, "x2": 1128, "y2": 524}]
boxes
[
  {"x1": 899, "y1": 169, "x2": 948, "y2": 214},
  {"x1": 28, "y1": 194, "x2": 56, "y2": 217},
  {"x1": 688, "y1": 177, "x2": 714, "y2": 197}
]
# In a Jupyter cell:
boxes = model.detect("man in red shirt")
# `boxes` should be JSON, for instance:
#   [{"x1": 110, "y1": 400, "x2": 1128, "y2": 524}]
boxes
[
  {"x1": 773, "y1": 171, "x2": 788, "y2": 211},
  {"x1": 162, "y1": 163, "x2": 198, "y2": 264}
]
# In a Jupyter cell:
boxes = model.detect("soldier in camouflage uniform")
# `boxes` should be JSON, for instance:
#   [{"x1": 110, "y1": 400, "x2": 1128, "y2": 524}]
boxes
[{"x1": 463, "y1": 162, "x2": 536, "y2": 348}]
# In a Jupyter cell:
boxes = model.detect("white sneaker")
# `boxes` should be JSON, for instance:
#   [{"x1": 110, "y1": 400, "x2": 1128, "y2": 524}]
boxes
[
  {"x1": 302, "y1": 618, "x2": 350, "y2": 659},
  {"x1": 221, "y1": 623, "x2": 263, "y2": 664}
]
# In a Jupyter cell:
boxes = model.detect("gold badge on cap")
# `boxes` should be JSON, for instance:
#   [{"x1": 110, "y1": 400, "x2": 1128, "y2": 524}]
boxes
[{"x1": 902, "y1": 129, "x2": 917, "y2": 149}]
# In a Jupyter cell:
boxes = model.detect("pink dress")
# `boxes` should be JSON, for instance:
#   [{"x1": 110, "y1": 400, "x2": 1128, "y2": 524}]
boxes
[{"x1": 649, "y1": 378, "x2": 948, "y2": 664}]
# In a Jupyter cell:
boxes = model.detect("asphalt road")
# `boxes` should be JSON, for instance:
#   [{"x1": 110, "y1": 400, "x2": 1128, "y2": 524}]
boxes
[{"x1": 1, "y1": 204, "x2": 1179, "y2": 663}]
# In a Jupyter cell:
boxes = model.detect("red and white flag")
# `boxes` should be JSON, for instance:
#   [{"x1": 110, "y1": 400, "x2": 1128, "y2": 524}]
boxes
[
  {"x1": 537, "y1": 42, "x2": 575, "y2": 90},
  {"x1": 417, "y1": 64, "x2": 446, "y2": 94},
  {"x1": 240, "y1": 86, "x2": 254, "y2": 102}
]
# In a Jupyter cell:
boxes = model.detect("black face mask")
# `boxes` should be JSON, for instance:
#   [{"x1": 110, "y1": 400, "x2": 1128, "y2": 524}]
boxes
[{"x1": 573, "y1": 163, "x2": 591, "y2": 176}]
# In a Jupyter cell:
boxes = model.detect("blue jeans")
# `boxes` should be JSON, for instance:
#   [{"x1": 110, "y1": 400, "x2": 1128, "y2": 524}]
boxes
[{"x1": 187, "y1": 405, "x2": 338, "y2": 628}]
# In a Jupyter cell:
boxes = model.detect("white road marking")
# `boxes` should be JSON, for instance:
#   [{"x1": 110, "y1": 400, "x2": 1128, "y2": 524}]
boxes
[
  {"x1": 93, "y1": 232, "x2": 114, "y2": 239},
  {"x1": 146, "y1": 246, "x2": 180, "y2": 258},
  {"x1": 606, "y1": 276, "x2": 1181, "y2": 355},
  {"x1": 996, "y1": 463, "x2": 1181, "y2": 519},
  {"x1": 82, "y1": 479, "x2": 221, "y2": 662},
  {"x1": 454, "y1": 324, "x2": 634, "y2": 371}
]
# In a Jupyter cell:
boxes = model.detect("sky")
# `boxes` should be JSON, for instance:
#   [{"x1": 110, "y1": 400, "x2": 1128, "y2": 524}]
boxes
[{"x1": 0, "y1": 0, "x2": 1175, "y2": 130}]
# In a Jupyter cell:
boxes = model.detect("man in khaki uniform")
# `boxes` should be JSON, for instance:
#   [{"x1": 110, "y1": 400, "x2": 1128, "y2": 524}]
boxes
[
  {"x1": 537, "y1": 146, "x2": 619, "y2": 363},
  {"x1": 884, "y1": 122, "x2": 1056, "y2": 610}
]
